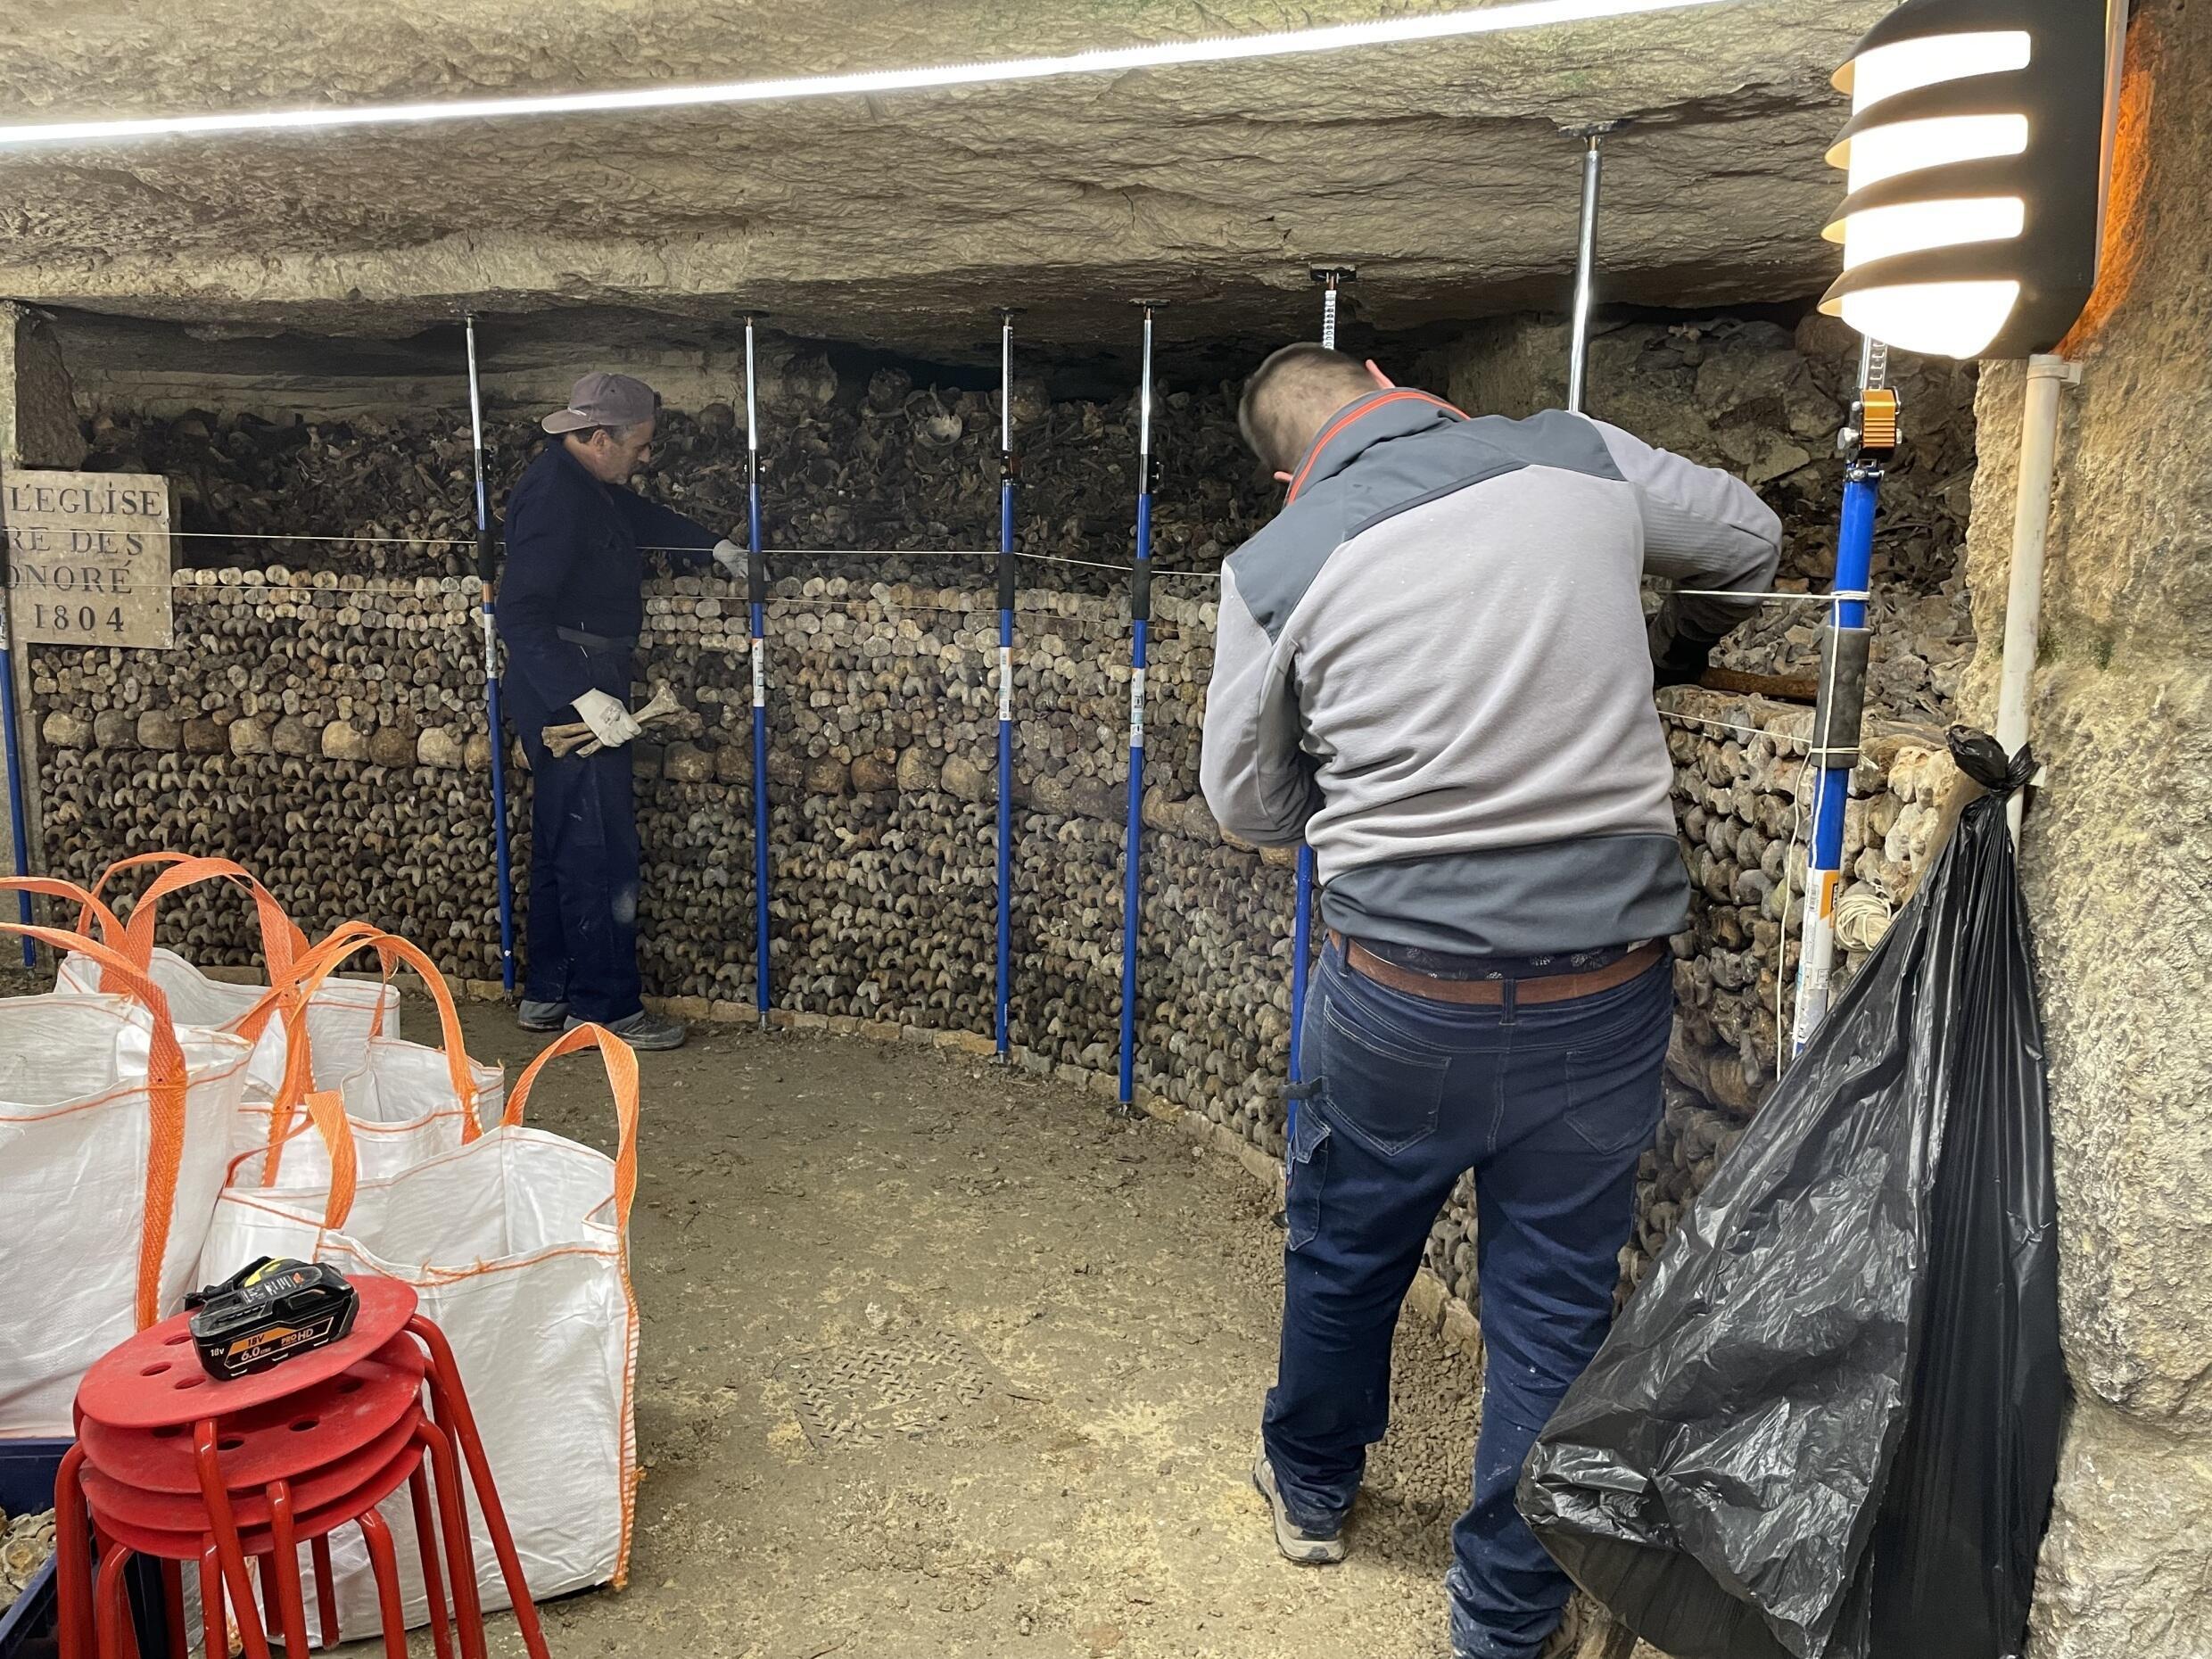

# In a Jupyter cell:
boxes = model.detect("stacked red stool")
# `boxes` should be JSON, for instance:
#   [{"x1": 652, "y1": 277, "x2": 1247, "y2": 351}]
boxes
[{"x1": 51, "y1": 1279, "x2": 552, "y2": 1659}]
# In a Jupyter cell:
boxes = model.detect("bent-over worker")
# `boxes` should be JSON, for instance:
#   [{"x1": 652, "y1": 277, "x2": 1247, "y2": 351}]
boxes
[
  {"x1": 499, "y1": 372, "x2": 746, "y2": 1051},
  {"x1": 1201, "y1": 345, "x2": 1779, "y2": 1659}
]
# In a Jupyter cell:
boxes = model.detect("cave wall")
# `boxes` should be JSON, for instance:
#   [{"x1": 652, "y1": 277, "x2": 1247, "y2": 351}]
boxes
[
  {"x1": 0, "y1": 304, "x2": 87, "y2": 472},
  {"x1": 1434, "y1": 310, "x2": 1980, "y2": 723},
  {"x1": 27, "y1": 562, "x2": 1951, "y2": 1332},
  {"x1": 1954, "y1": 4, "x2": 2212, "y2": 1654},
  {"x1": 16, "y1": 293, "x2": 1979, "y2": 1321}
]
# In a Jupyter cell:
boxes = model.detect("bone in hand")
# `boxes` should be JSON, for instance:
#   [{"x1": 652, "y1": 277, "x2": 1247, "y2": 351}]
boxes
[{"x1": 541, "y1": 684, "x2": 686, "y2": 755}]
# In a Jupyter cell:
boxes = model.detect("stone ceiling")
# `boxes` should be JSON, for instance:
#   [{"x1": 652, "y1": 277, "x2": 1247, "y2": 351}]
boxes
[{"x1": 0, "y1": 0, "x2": 1886, "y2": 359}]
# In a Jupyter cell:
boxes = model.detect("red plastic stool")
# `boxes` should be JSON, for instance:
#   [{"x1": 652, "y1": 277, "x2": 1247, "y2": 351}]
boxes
[
  {"x1": 77, "y1": 1338, "x2": 460, "y2": 1659},
  {"x1": 79, "y1": 1406, "x2": 468, "y2": 1659},
  {"x1": 57, "y1": 1277, "x2": 550, "y2": 1659}
]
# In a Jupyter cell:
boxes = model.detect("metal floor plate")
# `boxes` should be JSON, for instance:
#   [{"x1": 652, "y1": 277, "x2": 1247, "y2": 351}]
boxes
[{"x1": 787, "y1": 1330, "x2": 994, "y2": 1448}]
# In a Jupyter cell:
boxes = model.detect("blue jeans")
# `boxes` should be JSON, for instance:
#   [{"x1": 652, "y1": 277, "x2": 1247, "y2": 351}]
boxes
[
  {"x1": 513, "y1": 706, "x2": 645, "y2": 1026},
  {"x1": 1263, "y1": 942, "x2": 1671, "y2": 1659}
]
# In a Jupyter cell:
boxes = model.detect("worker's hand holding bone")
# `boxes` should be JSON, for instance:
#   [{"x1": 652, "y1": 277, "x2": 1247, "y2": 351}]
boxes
[
  {"x1": 544, "y1": 685, "x2": 689, "y2": 757},
  {"x1": 570, "y1": 689, "x2": 643, "y2": 752},
  {"x1": 713, "y1": 538, "x2": 746, "y2": 582}
]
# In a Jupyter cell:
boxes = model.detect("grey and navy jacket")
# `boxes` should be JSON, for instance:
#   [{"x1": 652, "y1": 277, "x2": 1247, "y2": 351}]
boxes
[
  {"x1": 1199, "y1": 391, "x2": 1781, "y2": 957},
  {"x1": 498, "y1": 442, "x2": 722, "y2": 728}
]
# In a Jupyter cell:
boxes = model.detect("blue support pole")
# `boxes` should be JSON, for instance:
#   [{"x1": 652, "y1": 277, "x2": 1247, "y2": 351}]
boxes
[
  {"x1": 464, "y1": 314, "x2": 517, "y2": 995},
  {"x1": 0, "y1": 484, "x2": 33, "y2": 968},
  {"x1": 745, "y1": 316, "x2": 773, "y2": 1028},
  {"x1": 0, "y1": 633, "x2": 29, "y2": 971},
  {"x1": 994, "y1": 310, "x2": 1019, "y2": 1059},
  {"x1": 1790, "y1": 339, "x2": 1889, "y2": 1054},
  {"x1": 1117, "y1": 303, "x2": 1158, "y2": 1113}
]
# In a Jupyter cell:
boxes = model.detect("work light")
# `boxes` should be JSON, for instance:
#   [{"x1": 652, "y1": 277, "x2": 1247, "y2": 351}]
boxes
[{"x1": 1820, "y1": 0, "x2": 2125, "y2": 360}]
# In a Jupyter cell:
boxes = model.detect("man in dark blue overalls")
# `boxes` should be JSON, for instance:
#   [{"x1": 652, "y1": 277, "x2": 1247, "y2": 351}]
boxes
[{"x1": 499, "y1": 372, "x2": 743, "y2": 1051}]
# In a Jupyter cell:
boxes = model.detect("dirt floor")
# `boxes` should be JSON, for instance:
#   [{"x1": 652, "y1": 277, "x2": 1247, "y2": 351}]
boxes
[{"x1": 422, "y1": 1003, "x2": 1488, "y2": 1659}]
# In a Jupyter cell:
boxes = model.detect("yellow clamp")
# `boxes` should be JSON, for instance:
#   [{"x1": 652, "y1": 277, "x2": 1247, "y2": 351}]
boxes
[{"x1": 1857, "y1": 387, "x2": 1900, "y2": 456}]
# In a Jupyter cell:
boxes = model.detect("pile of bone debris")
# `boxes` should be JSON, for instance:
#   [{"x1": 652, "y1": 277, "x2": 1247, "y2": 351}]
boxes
[
  {"x1": 77, "y1": 367, "x2": 1275, "y2": 597},
  {"x1": 74, "y1": 315, "x2": 1976, "y2": 724}
]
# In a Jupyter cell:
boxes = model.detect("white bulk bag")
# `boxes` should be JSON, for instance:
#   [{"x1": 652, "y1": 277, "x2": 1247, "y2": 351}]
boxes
[
  {"x1": 0, "y1": 926, "x2": 254, "y2": 1437},
  {"x1": 55, "y1": 854, "x2": 398, "y2": 1100},
  {"x1": 196, "y1": 1022, "x2": 641, "y2": 1636},
  {"x1": 231, "y1": 925, "x2": 504, "y2": 1189}
]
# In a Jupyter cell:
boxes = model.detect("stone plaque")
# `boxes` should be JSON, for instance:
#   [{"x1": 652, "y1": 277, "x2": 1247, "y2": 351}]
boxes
[{"x1": 0, "y1": 469, "x2": 174, "y2": 648}]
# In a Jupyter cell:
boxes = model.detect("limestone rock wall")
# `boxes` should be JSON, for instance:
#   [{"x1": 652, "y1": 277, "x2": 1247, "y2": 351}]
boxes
[
  {"x1": 75, "y1": 367, "x2": 1274, "y2": 590},
  {"x1": 0, "y1": 304, "x2": 87, "y2": 471},
  {"x1": 1955, "y1": 4, "x2": 2212, "y2": 1653}
]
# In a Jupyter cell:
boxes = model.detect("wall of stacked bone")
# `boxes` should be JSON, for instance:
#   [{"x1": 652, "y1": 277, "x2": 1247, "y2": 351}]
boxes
[
  {"x1": 29, "y1": 565, "x2": 1953, "y2": 1315},
  {"x1": 26, "y1": 307, "x2": 1975, "y2": 1312}
]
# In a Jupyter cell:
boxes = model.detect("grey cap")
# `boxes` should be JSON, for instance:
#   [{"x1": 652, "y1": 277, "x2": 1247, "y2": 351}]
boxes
[{"x1": 542, "y1": 372, "x2": 661, "y2": 434}]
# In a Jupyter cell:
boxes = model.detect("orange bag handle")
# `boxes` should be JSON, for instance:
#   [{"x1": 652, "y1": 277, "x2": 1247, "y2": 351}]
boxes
[
  {"x1": 499, "y1": 1023, "x2": 641, "y2": 1234},
  {"x1": 246, "y1": 987, "x2": 367, "y2": 1230},
  {"x1": 253, "y1": 925, "x2": 487, "y2": 1184},
  {"x1": 243, "y1": 1081, "x2": 360, "y2": 1233},
  {"x1": 87, "y1": 854, "x2": 261, "y2": 956},
  {"x1": 299, "y1": 1089, "x2": 359, "y2": 1233},
  {"x1": 113, "y1": 855, "x2": 310, "y2": 984},
  {"x1": 0, "y1": 876, "x2": 128, "y2": 952},
  {"x1": 279, "y1": 1019, "x2": 636, "y2": 1237},
  {"x1": 84, "y1": 851, "x2": 194, "y2": 921},
  {"x1": 0, "y1": 920, "x2": 194, "y2": 1332},
  {"x1": 232, "y1": 915, "x2": 384, "y2": 1039}
]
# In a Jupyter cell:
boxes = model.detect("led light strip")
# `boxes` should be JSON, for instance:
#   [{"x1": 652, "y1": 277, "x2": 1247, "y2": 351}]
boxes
[{"x1": 0, "y1": 0, "x2": 1734, "y2": 148}]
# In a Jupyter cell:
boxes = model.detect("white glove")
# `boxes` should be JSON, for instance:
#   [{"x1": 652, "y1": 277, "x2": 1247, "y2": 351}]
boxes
[
  {"x1": 713, "y1": 538, "x2": 746, "y2": 582},
  {"x1": 572, "y1": 689, "x2": 642, "y2": 750}
]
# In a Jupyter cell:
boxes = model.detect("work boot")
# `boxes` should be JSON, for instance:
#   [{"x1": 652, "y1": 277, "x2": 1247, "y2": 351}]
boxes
[
  {"x1": 567, "y1": 1010, "x2": 688, "y2": 1052},
  {"x1": 1251, "y1": 1440, "x2": 1347, "y2": 1565},
  {"x1": 516, "y1": 998, "x2": 568, "y2": 1033}
]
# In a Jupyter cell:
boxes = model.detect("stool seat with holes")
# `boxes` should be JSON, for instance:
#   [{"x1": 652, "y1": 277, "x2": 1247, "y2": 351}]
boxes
[
  {"x1": 53, "y1": 1280, "x2": 550, "y2": 1659},
  {"x1": 76, "y1": 1280, "x2": 417, "y2": 1432}
]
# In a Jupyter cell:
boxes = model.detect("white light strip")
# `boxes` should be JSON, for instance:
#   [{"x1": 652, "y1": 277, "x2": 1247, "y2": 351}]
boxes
[{"x1": 0, "y1": 0, "x2": 1734, "y2": 149}]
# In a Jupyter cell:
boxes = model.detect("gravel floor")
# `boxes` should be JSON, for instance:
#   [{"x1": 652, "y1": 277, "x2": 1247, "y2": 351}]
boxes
[{"x1": 371, "y1": 1003, "x2": 1488, "y2": 1659}]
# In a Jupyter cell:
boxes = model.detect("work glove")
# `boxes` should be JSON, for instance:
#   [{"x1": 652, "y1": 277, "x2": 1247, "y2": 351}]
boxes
[
  {"x1": 1647, "y1": 603, "x2": 1715, "y2": 689},
  {"x1": 713, "y1": 538, "x2": 746, "y2": 582},
  {"x1": 1651, "y1": 632, "x2": 1714, "y2": 689},
  {"x1": 572, "y1": 689, "x2": 642, "y2": 751}
]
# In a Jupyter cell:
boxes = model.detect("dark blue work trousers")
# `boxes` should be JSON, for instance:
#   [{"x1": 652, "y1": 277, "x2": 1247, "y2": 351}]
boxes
[
  {"x1": 515, "y1": 714, "x2": 644, "y2": 1026},
  {"x1": 1265, "y1": 941, "x2": 1671, "y2": 1659}
]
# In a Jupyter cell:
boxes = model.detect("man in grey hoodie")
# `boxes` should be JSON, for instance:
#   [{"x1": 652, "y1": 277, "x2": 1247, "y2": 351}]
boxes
[{"x1": 1204, "y1": 344, "x2": 1779, "y2": 1659}]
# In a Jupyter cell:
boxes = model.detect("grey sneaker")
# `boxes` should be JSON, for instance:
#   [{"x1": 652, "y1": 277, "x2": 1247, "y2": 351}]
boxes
[
  {"x1": 567, "y1": 1010, "x2": 688, "y2": 1051},
  {"x1": 1251, "y1": 1440, "x2": 1346, "y2": 1564},
  {"x1": 517, "y1": 998, "x2": 569, "y2": 1033}
]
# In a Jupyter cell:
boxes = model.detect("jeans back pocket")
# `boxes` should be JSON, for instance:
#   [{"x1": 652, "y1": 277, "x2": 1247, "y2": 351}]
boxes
[
  {"x1": 1561, "y1": 970, "x2": 1674, "y2": 1155},
  {"x1": 1317, "y1": 990, "x2": 1450, "y2": 1157}
]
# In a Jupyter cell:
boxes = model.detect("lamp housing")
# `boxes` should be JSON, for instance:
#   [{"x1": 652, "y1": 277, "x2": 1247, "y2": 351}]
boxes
[{"x1": 1820, "y1": 0, "x2": 2125, "y2": 360}]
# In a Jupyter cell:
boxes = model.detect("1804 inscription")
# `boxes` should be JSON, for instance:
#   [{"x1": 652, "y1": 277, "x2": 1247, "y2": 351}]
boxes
[{"x1": 0, "y1": 470, "x2": 174, "y2": 648}]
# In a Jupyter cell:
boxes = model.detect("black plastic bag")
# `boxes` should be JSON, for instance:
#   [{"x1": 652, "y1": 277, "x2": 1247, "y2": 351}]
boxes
[{"x1": 1519, "y1": 730, "x2": 2064, "y2": 1659}]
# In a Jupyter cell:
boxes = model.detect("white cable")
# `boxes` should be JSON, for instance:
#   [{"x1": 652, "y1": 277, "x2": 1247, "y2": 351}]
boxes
[
  {"x1": 45, "y1": 528, "x2": 479, "y2": 547},
  {"x1": 1657, "y1": 709, "x2": 1803, "y2": 747},
  {"x1": 190, "y1": 580, "x2": 465, "y2": 596},
  {"x1": 1673, "y1": 589, "x2": 1869, "y2": 605},
  {"x1": 0, "y1": 0, "x2": 1733, "y2": 148}
]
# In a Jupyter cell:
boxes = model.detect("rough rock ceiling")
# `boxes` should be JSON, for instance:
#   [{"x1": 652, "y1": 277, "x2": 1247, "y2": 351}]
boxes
[{"x1": 0, "y1": 0, "x2": 1885, "y2": 356}]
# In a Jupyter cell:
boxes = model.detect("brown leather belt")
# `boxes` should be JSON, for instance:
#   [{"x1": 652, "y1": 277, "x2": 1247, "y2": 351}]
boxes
[{"x1": 1325, "y1": 931, "x2": 1665, "y2": 1007}]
